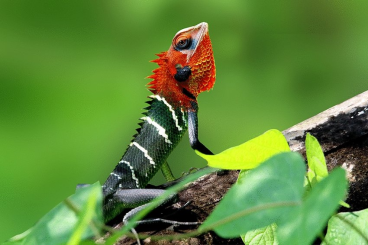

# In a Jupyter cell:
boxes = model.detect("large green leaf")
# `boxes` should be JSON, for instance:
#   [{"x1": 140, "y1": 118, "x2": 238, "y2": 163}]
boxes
[
  {"x1": 196, "y1": 129, "x2": 290, "y2": 169},
  {"x1": 199, "y1": 152, "x2": 305, "y2": 238},
  {"x1": 277, "y1": 168, "x2": 347, "y2": 245},
  {"x1": 6, "y1": 182, "x2": 103, "y2": 245},
  {"x1": 323, "y1": 209, "x2": 368, "y2": 244}
]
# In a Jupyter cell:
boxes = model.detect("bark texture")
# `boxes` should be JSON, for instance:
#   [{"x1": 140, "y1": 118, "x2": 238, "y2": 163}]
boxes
[{"x1": 283, "y1": 90, "x2": 368, "y2": 211}]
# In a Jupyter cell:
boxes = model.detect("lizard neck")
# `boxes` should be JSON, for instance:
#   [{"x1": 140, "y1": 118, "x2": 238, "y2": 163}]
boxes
[{"x1": 148, "y1": 52, "x2": 197, "y2": 110}]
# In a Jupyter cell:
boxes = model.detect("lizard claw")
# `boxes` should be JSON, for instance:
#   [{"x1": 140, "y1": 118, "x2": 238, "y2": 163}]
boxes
[{"x1": 181, "y1": 167, "x2": 199, "y2": 177}]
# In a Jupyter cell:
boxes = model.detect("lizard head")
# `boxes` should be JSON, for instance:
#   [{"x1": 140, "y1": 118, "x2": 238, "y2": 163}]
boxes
[{"x1": 148, "y1": 22, "x2": 216, "y2": 109}]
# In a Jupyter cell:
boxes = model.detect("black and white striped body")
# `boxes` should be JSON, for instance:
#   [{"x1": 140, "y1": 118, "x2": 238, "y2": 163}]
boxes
[
  {"x1": 102, "y1": 95, "x2": 189, "y2": 221},
  {"x1": 99, "y1": 22, "x2": 216, "y2": 223}
]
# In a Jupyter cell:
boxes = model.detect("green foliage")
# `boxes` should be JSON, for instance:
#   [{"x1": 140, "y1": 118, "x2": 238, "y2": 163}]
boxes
[
  {"x1": 199, "y1": 152, "x2": 305, "y2": 237},
  {"x1": 199, "y1": 152, "x2": 347, "y2": 244},
  {"x1": 305, "y1": 133, "x2": 328, "y2": 186},
  {"x1": 323, "y1": 210, "x2": 368, "y2": 244},
  {"x1": 304, "y1": 133, "x2": 349, "y2": 208},
  {"x1": 66, "y1": 185, "x2": 102, "y2": 245},
  {"x1": 196, "y1": 129, "x2": 289, "y2": 169},
  {"x1": 241, "y1": 223, "x2": 278, "y2": 245},
  {"x1": 197, "y1": 131, "x2": 356, "y2": 245},
  {"x1": 5, "y1": 183, "x2": 103, "y2": 245},
  {"x1": 277, "y1": 168, "x2": 347, "y2": 244},
  {"x1": 4, "y1": 131, "x2": 367, "y2": 245}
]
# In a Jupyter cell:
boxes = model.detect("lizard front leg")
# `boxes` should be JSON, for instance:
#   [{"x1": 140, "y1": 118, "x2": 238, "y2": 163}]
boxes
[{"x1": 188, "y1": 101, "x2": 213, "y2": 155}]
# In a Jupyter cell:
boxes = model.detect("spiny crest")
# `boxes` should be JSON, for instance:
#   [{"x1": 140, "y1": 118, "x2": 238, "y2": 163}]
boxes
[
  {"x1": 147, "y1": 52, "x2": 168, "y2": 94},
  {"x1": 130, "y1": 99, "x2": 154, "y2": 142}
]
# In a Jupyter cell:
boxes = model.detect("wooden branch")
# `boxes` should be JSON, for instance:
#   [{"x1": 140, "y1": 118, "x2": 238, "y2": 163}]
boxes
[
  {"x1": 284, "y1": 90, "x2": 368, "y2": 153},
  {"x1": 113, "y1": 90, "x2": 368, "y2": 244},
  {"x1": 283, "y1": 90, "x2": 368, "y2": 211}
]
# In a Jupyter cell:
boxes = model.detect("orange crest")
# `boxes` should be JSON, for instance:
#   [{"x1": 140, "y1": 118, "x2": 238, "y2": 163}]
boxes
[{"x1": 148, "y1": 22, "x2": 216, "y2": 108}]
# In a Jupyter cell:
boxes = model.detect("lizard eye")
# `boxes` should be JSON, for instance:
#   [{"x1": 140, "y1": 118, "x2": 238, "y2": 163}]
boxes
[{"x1": 175, "y1": 38, "x2": 192, "y2": 50}]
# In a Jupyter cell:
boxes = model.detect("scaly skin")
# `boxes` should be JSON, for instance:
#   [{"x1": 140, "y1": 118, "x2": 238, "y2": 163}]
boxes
[{"x1": 102, "y1": 22, "x2": 216, "y2": 222}]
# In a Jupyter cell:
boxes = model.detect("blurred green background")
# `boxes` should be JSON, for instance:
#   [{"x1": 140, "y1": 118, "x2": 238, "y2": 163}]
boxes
[{"x1": 1, "y1": 0, "x2": 368, "y2": 241}]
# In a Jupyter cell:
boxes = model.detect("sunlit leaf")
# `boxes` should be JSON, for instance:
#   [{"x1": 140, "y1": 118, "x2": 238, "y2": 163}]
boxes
[
  {"x1": 305, "y1": 133, "x2": 327, "y2": 176},
  {"x1": 196, "y1": 129, "x2": 290, "y2": 169},
  {"x1": 277, "y1": 168, "x2": 347, "y2": 245},
  {"x1": 199, "y1": 152, "x2": 305, "y2": 238},
  {"x1": 305, "y1": 133, "x2": 328, "y2": 185},
  {"x1": 305, "y1": 133, "x2": 350, "y2": 208},
  {"x1": 241, "y1": 223, "x2": 278, "y2": 245},
  {"x1": 322, "y1": 209, "x2": 368, "y2": 245}
]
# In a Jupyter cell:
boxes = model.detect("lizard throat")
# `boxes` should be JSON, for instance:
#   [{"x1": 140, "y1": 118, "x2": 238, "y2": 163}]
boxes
[{"x1": 147, "y1": 52, "x2": 197, "y2": 109}]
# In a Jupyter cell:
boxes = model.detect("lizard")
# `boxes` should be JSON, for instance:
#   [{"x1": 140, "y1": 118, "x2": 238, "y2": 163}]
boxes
[{"x1": 101, "y1": 22, "x2": 216, "y2": 224}]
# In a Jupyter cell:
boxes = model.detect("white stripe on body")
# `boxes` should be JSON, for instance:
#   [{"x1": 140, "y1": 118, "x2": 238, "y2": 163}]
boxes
[
  {"x1": 110, "y1": 172, "x2": 122, "y2": 180},
  {"x1": 181, "y1": 108, "x2": 187, "y2": 127},
  {"x1": 118, "y1": 160, "x2": 140, "y2": 188},
  {"x1": 130, "y1": 142, "x2": 156, "y2": 166},
  {"x1": 150, "y1": 95, "x2": 183, "y2": 131},
  {"x1": 141, "y1": 116, "x2": 172, "y2": 144}
]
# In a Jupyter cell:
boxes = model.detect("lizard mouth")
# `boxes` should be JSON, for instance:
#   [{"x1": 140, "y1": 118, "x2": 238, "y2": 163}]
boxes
[{"x1": 187, "y1": 22, "x2": 208, "y2": 62}]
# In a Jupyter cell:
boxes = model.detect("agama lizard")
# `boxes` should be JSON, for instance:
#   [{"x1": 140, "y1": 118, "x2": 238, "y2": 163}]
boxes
[{"x1": 101, "y1": 22, "x2": 216, "y2": 224}]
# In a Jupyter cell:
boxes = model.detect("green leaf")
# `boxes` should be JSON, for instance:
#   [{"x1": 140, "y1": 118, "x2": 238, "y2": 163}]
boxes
[
  {"x1": 304, "y1": 133, "x2": 350, "y2": 208},
  {"x1": 236, "y1": 169, "x2": 250, "y2": 185},
  {"x1": 241, "y1": 223, "x2": 278, "y2": 245},
  {"x1": 3, "y1": 228, "x2": 33, "y2": 244},
  {"x1": 305, "y1": 133, "x2": 327, "y2": 177},
  {"x1": 305, "y1": 133, "x2": 328, "y2": 186},
  {"x1": 199, "y1": 152, "x2": 305, "y2": 238},
  {"x1": 67, "y1": 185, "x2": 101, "y2": 245},
  {"x1": 196, "y1": 129, "x2": 290, "y2": 169},
  {"x1": 7, "y1": 182, "x2": 103, "y2": 245},
  {"x1": 323, "y1": 209, "x2": 368, "y2": 245},
  {"x1": 307, "y1": 156, "x2": 327, "y2": 184},
  {"x1": 277, "y1": 168, "x2": 347, "y2": 245}
]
